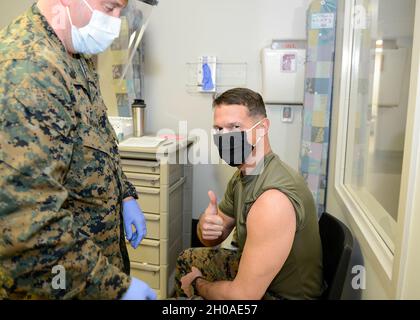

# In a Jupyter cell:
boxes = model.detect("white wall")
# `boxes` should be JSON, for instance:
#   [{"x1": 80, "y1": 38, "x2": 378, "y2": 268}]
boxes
[
  {"x1": 143, "y1": 0, "x2": 311, "y2": 218},
  {"x1": 0, "y1": 0, "x2": 35, "y2": 29}
]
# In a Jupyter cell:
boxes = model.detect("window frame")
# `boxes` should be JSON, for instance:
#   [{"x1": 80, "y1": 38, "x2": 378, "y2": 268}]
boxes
[{"x1": 332, "y1": 0, "x2": 420, "y2": 296}]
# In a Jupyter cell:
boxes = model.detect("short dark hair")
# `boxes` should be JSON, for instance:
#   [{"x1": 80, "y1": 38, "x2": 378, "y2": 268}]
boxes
[{"x1": 213, "y1": 88, "x2": 267, "y2": 118}]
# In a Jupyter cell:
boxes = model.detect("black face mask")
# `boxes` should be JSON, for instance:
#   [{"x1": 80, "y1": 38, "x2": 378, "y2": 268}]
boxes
[{"x1": 213, "y1": 131, "x2": 254, "y2": 167}]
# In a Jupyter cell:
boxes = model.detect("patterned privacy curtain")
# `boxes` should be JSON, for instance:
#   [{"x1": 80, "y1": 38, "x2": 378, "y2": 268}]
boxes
[{"x1": 300, "y1": 0, "x2": 338, "y2": 216}]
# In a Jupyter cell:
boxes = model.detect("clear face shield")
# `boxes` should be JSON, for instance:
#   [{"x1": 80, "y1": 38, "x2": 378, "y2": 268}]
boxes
[
  {"x1": 98, "y1": 0, "x2": 158, "y2": 117},
  {"x1": 117, "y1": 0, "x2": 158, "y2": 80}
]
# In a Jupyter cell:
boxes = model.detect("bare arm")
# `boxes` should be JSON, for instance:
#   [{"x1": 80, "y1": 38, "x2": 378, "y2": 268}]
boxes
[{"x1": 194, "y1": 189, "x2": 296, "y2": 299}]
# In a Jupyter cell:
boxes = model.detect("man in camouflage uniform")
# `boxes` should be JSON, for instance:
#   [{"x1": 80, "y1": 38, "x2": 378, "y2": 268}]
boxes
[{"x1": 0, "y1": 0, "x2": 155, "y2": 299}]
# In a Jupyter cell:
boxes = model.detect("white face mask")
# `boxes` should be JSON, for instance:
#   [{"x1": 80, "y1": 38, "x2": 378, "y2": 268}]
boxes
[{"x1": 66, "y1": 0, "x2": 122, "y2": 54}]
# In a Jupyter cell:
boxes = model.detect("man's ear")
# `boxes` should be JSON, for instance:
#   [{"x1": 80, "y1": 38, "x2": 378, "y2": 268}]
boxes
[{"x1": 262, "y1": 117, "x2": 270, "y2": 134}]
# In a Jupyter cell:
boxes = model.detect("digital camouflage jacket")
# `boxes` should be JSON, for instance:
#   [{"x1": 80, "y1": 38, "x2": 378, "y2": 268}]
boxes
[{"x1": 0, "y1": 4, "x2": 137, "y2": 299}]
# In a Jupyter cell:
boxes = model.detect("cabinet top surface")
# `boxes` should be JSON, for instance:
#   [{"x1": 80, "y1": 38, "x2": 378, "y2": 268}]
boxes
[{"x1": 118, "y1": 135, "x2": 197, "y2": 160}]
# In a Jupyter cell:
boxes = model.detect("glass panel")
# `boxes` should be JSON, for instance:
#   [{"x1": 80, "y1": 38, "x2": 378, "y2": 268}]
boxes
[
  {"x1": 344, "y1": 0, "x2": 416, "y2": 251},
  {"x1": 97, "y1": 0, "x2": 158, "y2": 117}
]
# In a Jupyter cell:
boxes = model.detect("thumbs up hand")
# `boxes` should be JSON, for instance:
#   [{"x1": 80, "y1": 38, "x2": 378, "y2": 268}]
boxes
[{"x1": 199, "y1": 191, "x2": 224, "y2": 241}]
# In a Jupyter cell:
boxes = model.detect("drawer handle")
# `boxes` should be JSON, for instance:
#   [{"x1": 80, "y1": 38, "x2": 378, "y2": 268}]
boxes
[
  {"x1": 126, "y1": 174, "x2": 160, "y2": 182},
  {"x1": 141, "y1": 239, "x2": 160, "y2": 247},
  {"x1": 135, "y1": 187, "x2": 160, "y2": 195},
  {"x1": 134, "y1": 179, "x2": 159, "y2": 185},
  {"x1": 138, "y1": 161, "x2": 159, "y2": 168},
  {"x1": 122, "y1": 160, "x2": 160, "y2": 168},
  {"x1": 144, "y1": 214, "x2": 160, "y2": 222},
  {"x1": 141, "y1": 176, "x2": 160, "y2": 182},
  {"x1": 131, "y1": 263, "x2": 160, "y2": 272},
  {"x1": 132, "y1": 178, "x2": 159, "y2": 185}
]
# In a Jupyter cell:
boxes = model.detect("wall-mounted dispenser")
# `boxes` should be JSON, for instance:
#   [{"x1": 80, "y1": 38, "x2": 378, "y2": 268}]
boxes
[
  {"x1": 197, "y1": 56, "x2": 217, "y2": 92},
  {"x1": 261, "y1": 40, "x2": 306, "y2": 104},
  {"x1": 260, "y1": 40, "x2": 307, "y2": 172}
]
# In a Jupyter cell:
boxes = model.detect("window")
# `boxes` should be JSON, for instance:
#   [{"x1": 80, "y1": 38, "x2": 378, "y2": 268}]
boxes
[{"x1": 344, "y1": 0, "x2": 416, "y2": 252}]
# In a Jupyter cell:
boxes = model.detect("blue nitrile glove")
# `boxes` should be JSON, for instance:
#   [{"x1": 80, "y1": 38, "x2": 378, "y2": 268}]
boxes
[
  {"x1": 202, "y1": 63, "x2": 215, "y2": 91},
  {"x1": 121, "y1": 277, "x2": 157, "y2": 300},
  {"x1": 122, "y1": 198, "x2": 147, "y2": 249}
]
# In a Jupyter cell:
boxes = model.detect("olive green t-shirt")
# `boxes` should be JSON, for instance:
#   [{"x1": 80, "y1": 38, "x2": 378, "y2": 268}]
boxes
[{"x1": 218, "y1": 152, "x2": 324, "y2": 300}]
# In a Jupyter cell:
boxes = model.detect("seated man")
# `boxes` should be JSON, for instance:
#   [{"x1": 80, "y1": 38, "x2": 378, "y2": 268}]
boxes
[{"x1": 174, "y1": 88, "x2": 324, "y2": 300}]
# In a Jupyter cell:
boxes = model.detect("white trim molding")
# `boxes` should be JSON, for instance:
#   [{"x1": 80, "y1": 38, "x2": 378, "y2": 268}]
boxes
[{"x1": 393, "y1": 0, "x2": 420, "y2": 299}]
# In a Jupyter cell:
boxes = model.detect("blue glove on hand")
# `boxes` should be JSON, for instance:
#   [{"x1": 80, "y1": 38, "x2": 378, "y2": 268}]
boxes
[
  {"x1": 121, "y1": 277, "x2": 157, "y2": 300},
  {"x1": 122, "y1": 198, "x2": 147, "y2": 249}
]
